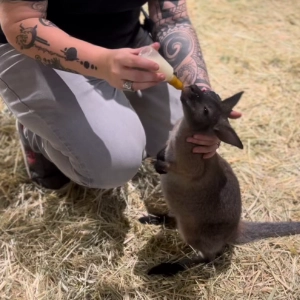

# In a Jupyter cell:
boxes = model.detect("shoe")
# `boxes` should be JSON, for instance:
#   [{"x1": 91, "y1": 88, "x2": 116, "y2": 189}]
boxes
[{"x1": 16, "y1": 120, "x2": 71, "y2": 190}]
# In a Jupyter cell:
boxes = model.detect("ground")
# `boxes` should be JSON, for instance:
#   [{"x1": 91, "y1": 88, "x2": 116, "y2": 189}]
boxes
[{"x1": 0, "y1": 0, "x2": 300, "y2": 299}]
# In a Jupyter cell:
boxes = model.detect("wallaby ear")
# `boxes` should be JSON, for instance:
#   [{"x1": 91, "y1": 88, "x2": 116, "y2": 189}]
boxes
[
  {"x1": 213, "y1": 118, "x2": 243, "y2": 149},
  {"x1": 221, "y1": 91, "x2": 244, "y2": 115}
]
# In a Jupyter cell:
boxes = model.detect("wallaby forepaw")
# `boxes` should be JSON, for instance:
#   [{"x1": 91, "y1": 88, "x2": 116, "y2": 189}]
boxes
[
  {"x1": 139, "y1": 214, "x2": 177, "y2": 229},
  {"x1": 153, "y1": 159, "x2": 169, "y2": 174},
  {"x1": 147, "y1": 262, "x2": 186, "y2": 276},
  {"x1": 138, "y1": 214, "x2": 166, "y2": 226}
]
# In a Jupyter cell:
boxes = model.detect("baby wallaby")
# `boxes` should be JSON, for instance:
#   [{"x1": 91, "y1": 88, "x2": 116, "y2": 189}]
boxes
[{"x1": 139, "y1": 85, "x2": 300, "y2": 276}]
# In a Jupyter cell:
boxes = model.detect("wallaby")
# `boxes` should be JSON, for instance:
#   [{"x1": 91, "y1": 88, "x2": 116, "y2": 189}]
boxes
[{"x1": 139, "y1": 85, "x2": 300, "y2": 276}]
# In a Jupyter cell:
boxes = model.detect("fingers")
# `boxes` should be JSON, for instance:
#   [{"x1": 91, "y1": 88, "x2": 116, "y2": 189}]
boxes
[
  {"x1": 132, "y1": 42, "x2": 160, "y2": 54},
  {"x1": 186, "y1": 137, "x2": 217, "y2": 146},
  {"x1": 111, "y1": 45, "x2": 166, "y2": 90},
  {"x1": 192, "y1": 144, "x2": 219, "y2": 154},
  {"x1": 112, "y1": 49, "x2": 160, "y2": 71},
  {"x1": 186, "y1": 134, "x2": 220, "y2": 159},
  {"x1": 202, "y1": 151, "x2": 216, "y2": 159},
  {"x1": 119, "y1": 79, "x2": 164, "y2": 91},
  {"x1": 119, "y1": 63, "x2": 166, "y2": 91},
  {"x1": 129, "y1": 80, "x2": 164, "y2": 91},
  {"x1": 187, "y1": 134, "x2": 219, "y2": 145},
  {"x1": 203, "y1": 151, "x2": 217, "y2": 159},
  {"x1": 151, "y1": 42, "x2": 160, "y2": 51},
  {"x1": 121, "y1": 68, "x2": 165, "y2": 83},
  {"x1": 126, "y1": 53, "x2": 160, "y2": 71},
  {"x1": 229, "y1": 110, "x2": 242, "y2": 119}
]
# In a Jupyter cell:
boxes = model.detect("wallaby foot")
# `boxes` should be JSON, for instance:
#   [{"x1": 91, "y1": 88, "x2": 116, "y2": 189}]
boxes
[
  {"x1": 138, "y1": 213, "x2": 177, "y2": 229},
  {"x1": 147, "y1": 256, "x2": 210, "y2": 277},
  {"x1": 153, "y1": 146, "x2": 169, "y2": 174}
]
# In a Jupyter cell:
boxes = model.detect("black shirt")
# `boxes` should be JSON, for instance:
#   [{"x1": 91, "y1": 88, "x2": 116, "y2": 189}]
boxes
[{"x1": 0, "y1": 0, "x2": 148, "y2": 49}]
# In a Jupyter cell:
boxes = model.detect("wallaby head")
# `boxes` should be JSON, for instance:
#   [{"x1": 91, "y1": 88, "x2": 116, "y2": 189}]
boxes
[{"x1": 180, "y1": 85, "x2": 244, "y2": 149}]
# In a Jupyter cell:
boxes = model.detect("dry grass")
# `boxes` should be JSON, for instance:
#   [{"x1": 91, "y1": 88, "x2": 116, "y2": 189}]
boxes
[{"x1": 1, "y1": 0, "x2": 300, "y2": 299}]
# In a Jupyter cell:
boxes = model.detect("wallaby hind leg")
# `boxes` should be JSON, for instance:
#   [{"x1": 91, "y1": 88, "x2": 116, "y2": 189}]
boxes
[
  {"x1": 142, "y1": 215, "x2": 231, "y2": 276},
  {"x1": 147, "y1": 243, "x2": 228, "y2": 276},
  {"x1": 138, "y1": 213, "x2": 177, "y2": 229},
  {"x1": 147, "y1": 255, "x2": 211, "y2": 277}
]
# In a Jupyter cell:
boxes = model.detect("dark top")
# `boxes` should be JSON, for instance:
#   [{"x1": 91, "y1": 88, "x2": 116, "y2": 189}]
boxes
[{"x1": 0, "y1": 0, "x2": 148, "y2": 49}]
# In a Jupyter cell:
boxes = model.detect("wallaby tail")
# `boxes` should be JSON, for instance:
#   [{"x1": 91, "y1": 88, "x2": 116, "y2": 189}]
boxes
[{"x1": 235, "y1": 220, "x2": 300, "y2": 244}]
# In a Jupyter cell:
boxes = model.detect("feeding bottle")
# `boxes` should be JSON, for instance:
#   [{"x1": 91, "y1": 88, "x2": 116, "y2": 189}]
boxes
[{"x1": 139, "y1": 46, "x2": 184, "y2": 90}]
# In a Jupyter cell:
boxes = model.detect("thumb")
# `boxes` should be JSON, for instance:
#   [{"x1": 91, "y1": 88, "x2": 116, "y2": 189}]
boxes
[
  {"x1": 132, "y1": 42, "x2": 161, "y2": 55},
  {"x1": 151, "y1": 42, "x2": 160, "y2": 51}
]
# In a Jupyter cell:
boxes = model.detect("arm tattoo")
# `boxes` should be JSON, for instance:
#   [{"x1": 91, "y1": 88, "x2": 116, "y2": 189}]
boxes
[
  {"x1": 15, "y1": 23, "x2": 97, "y2": 73},
  {"x1": 39, "y1": 18, "x2": 57, "y2": 27},
  {"x1": 0, "y1": 0, "x2": 48, "y2": 17},
  {"x1": 32, "y1": 1, "x2": 47, "y2": 17},
  {"x1": 149, "y1": 0, "x2": 211, "y2": 89}
]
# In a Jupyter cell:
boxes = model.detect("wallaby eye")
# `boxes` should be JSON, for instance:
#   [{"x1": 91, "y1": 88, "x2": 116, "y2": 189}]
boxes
[{"x1": 204, "y1": 106, "x2": 209, "y2": 115}]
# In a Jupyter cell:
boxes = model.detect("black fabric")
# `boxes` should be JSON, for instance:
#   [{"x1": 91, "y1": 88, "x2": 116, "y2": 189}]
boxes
[{"x1": 0, "y1": 0, "x2": 148, "y2": 49}]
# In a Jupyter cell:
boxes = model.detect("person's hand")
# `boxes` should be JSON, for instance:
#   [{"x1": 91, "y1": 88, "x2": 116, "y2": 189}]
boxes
[
  {"x1": 229, "y1": 110, "x2": 242, "y2": 119},
  {"x1": 103, "y1": 42, "x2": 165, "y2": 91},
  {"x1": 186, "y1": 134, "x2": 220, "y2": 159},
  {"x1": 186, "y1": 112, "x2": 242, "y2": 159}
]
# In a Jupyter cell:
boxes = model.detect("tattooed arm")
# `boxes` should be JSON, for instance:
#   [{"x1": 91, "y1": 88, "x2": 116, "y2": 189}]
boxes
[
  {"x1": 0, "y1": 0, "x2": 109, "y2": 77},
  {"x1": 148, "y1": 0, "x2": 211, "y2": 90},
  {"x1": 0, "y1": 1, "x2": 163, "y2": 90}
]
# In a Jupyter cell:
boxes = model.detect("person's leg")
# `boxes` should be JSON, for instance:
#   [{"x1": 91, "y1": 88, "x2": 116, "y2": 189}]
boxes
[
  {"x1": 0, "y1": 43, "x2": 147, "y2": 189},
  {"x1": 124, "y1": 27, "x2": 184, "y2": 157},
  {"x1": 126, "y1": 84, "x2": 183, "y2": 157}
]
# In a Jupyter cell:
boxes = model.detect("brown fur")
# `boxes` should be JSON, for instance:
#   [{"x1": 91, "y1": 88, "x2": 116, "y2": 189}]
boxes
[{"x1": 140, "y1": 85, "x2": 300, "y2": 276}]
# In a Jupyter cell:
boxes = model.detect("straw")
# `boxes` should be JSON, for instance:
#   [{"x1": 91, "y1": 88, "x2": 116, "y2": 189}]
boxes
[{"x1": 1, "y1": 1, "x2": 299, "y2": 299}]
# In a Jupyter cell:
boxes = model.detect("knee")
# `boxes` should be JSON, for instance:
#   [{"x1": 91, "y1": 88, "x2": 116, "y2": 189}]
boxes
[
  {"x1": 70, "y1": 130, "x2": 146, "y2": 189},
  {"x1": 88, "y1": 151, "x2": 145, "y2": 189}
]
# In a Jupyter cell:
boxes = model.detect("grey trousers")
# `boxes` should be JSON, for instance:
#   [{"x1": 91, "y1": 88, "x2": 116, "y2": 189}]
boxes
[{"x1": 0, "y1": 27, "x2": 183, "y2": 189}]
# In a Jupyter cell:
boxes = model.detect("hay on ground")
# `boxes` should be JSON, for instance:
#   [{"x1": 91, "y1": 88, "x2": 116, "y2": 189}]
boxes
[{"x1": 0, "y1": 0, "x2": 300, "y2": 299}]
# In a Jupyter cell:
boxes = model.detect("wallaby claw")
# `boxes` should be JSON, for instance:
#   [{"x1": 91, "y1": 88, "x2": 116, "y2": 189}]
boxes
[
  {"x1": 138, "y1": 213, "x2": 177, "y2": 228},
  {"x1": 138, "y1": 214, "x2": 167, "y2": 226}
]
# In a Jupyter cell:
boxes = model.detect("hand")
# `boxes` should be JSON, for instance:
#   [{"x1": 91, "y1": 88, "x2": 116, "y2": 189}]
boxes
[
  {"x1": 103, "y1": 42, "x2": 165, "y2": 91},
  {"x1": 229, "y1": 110, "x2": 242, "y2": 119},
  {"x1": 187, "y1": 134, "x2": 220, "y2": 159},
  {"x1": 186, "y1": 110, "x2": 242, "y2": 159}
]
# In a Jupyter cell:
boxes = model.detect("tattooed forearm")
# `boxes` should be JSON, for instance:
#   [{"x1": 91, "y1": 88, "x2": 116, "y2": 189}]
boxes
[
  {"x1": 149, "y1": 0, "x2": 211, "y2": 89},
  {"x1": 31, "y1": 1, "x2": 47, "y2": 18},
  {"x1": 15, "y1": 23, "x2": 97, "y2": 73},
  {"x1": 158, "y1": 22, "x2": 210, "y2": 87},
  {"x1": 0, "y1": 0, "x2": 48, "y2": 17},
  {"x1": 35, "y1": 55, "x2": 79, "y2": 74},
  {"x1": 16, "y1": 23, "x2": 49, "y2": 49},
  {"x1": 39, "y1": 18, "x2": 57, "y2": 27}
]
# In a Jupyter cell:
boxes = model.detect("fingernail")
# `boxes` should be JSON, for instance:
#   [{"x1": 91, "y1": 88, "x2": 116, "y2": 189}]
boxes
[
  {"x1": 154, "y1": 64, "x2": 159, "y2": 71},
  {"x1": 159, "y1": 74, "x2": 165, "y2": 80}
]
